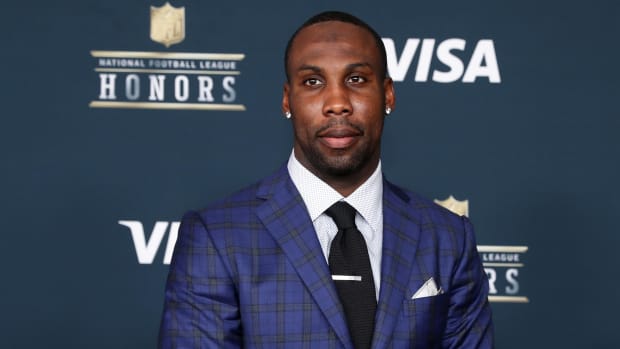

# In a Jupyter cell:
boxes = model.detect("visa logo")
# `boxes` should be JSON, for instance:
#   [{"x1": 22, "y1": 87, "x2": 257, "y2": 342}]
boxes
[
  {"x1": 119, "y1": 220, "x2": 179, "y2": 264},
  {"x1": 382, "y1": 38, "x2": 501, "y2": 83}
]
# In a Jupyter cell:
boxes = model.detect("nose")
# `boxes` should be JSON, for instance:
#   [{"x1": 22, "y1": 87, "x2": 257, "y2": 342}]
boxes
[{"x1": 322, "y1": 82, "x2": 352, "y2": 117}]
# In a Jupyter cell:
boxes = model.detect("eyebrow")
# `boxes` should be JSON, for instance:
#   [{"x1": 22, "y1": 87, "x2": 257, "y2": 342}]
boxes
[{"x1": 296, "y1": 62, "x2": 373, "y2": 74}]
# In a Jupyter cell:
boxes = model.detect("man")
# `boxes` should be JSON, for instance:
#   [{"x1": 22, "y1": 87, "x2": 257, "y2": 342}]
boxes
[{"x1": 159, "y1": 11, "x2": 493, "y2": 349}]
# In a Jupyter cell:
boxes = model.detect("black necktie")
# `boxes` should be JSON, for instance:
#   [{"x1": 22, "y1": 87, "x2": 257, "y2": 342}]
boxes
[{"x1": 326, "y1": 202, "x2": 376, "y2": 349}]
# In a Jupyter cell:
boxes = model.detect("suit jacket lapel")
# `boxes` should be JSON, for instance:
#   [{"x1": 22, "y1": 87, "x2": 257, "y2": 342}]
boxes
[
  {"x1": 255, "y1": 166, "x2": 353, "y2": 349},
  {"x1": 372, "y1": 180, "x2": 422, "y2": 349}
]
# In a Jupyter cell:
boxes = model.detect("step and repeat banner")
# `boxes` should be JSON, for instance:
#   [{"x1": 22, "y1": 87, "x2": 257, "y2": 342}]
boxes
[{"x1": 2, "y1": 0, "x2": 617, "y2": 347}]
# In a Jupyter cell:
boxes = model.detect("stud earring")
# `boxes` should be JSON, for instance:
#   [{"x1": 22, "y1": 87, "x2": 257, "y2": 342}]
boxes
[
  {"x1": 284, "y1": 111, "x2": 291, "y2": 119},
  {"x1": 385, "y1": 107, "x2": 392, "y2": 115}
]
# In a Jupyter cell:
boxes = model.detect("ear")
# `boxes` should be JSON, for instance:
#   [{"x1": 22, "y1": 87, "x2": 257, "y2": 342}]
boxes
[
  {"x1": 384, "y1": 77, "x2": 395, "y2": 112},
  {"x1": 282, "y1": 82, "x2": 291, "y2": 115}
]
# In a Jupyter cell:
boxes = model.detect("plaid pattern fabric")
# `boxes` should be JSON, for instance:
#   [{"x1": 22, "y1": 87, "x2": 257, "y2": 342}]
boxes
[{"x1": 159, "y1": 165, "x2": 493, "y2": 348}]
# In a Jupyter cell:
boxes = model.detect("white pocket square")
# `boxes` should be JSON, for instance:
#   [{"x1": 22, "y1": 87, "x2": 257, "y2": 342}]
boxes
[{"x1": 411, "y1": 277, "x2": 444, "y2": 299}]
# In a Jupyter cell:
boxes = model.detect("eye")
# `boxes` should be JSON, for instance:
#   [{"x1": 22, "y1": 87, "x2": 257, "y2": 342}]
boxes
[
  {"x1": 303, "y1": 78, "x2": 323, "y2": 87},
  {"x1": 347, "y1": 75, "x2": 366, "y2": 84}
]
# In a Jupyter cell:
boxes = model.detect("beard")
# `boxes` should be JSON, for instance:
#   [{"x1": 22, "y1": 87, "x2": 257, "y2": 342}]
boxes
[
  {"x1": 306, "y1": 144, "x2": 371, "y2": 177},
  {"x1": 298, "y1": 120, "x2": 378, "y2": 178}
]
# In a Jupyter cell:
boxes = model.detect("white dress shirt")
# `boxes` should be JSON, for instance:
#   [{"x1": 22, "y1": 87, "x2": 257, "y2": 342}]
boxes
[{"x1": 287, "y1": 150, "x2": 383, "y2": 299}]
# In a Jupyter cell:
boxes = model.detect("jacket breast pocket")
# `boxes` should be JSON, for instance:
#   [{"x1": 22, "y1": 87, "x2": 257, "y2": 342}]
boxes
[
  {"x1": 402, "y1": 293, "x2": 449, "y2": 317},
  {"x1": 395, "y1": 294, "x2": 449, "y2": 348}
]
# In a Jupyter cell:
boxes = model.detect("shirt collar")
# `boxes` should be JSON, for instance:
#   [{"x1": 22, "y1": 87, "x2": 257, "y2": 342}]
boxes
[{"x1": 287, "y1": 150, "x2": 383, "y2": 232}]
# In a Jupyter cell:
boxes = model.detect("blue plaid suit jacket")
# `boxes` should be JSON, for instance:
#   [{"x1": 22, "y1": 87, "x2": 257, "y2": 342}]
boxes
[{"x1": 159, "y1": 165, "x2": 493, "y2": 348}]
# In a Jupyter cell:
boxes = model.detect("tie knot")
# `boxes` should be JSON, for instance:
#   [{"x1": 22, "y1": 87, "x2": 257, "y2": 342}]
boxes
[{"x1": 325, "y1": 202, "x2": 357, "y2": 230}]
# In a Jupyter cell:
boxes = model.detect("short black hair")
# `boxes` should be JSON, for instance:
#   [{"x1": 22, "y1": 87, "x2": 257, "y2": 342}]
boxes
[{"x1": 284, "y1": 11, "x2": 388, "y2": 81}]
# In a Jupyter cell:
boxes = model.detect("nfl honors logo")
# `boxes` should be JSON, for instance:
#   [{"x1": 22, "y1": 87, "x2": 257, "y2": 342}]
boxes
[
  {"x1": 89, "y1": 3, "x2": 246, "y2": 111},
  {"x1": 150, "y1": 2, "x2": 185, "y2": 48},
  {"x1": 435, "y1": 195, "x2": 529, "y2": 303},
  {"x1": 434, "y1": 195, "x2": 469, "y2": 217}
]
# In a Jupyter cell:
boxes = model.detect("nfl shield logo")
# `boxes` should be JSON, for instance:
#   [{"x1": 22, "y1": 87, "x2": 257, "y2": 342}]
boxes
[
  {"x1": 150, "y1": 2, "x2": 185, "y2": 47},
  {"x1": 434, "y1": 195, "x2": 469, "y2": 217}
]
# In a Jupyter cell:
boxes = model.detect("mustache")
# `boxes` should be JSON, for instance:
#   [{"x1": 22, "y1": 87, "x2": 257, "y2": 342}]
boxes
[{"x1": 315, "y1": 119, "x2": 364, "y2": 136}]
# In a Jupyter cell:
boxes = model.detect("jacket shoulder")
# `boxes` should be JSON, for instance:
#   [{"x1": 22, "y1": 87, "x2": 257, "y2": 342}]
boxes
[
  {"x1": 190, "y1": 165, "x2": 289, "y2": 224},
  {"x1": 384, "y1": 180, "x2": 471, "y2": 238}
]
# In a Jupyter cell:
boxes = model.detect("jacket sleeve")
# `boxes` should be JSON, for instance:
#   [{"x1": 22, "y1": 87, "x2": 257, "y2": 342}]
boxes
[
  {"x1": 442, "y1": 217, "x2": 494, "y2": 348},
  {"x1": 158, "y1": 211, "x2": 242, "y2": 348}
]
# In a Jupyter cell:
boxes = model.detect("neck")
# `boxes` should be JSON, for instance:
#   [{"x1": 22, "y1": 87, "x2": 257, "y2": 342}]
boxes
[
  {"x1": 320, "y1": 174, "x2": 369, "y2": 197},
  {"x1": 294, "y1": 150, "x2": 380, "y2": 197},
  {"x1": 323, "y1": 162, "x2": 378, "y2": 197}
]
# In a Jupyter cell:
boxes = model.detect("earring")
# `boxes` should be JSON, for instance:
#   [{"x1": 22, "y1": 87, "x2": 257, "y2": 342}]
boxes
[
  {"x1": 284, "y1": 111, "x2": 291, "y2": 119},
  {"x1": 385, "y1": 107, "x2": 392, "y2": 115}
]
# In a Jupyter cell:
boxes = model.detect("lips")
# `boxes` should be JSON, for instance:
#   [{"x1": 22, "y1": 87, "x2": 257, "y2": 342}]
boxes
[{"x1": 318, "y1": 126, "x2": 362, "y2": 149}]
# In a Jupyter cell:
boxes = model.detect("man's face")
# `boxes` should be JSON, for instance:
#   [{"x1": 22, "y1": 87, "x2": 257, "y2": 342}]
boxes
[{"x1": 283, "y1": 21, "x2": 394, "y2": 182}]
